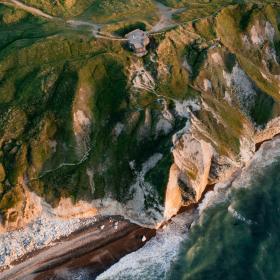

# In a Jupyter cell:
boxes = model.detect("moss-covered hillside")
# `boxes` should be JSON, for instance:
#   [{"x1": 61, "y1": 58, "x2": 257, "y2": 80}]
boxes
[
  {"x1": 20, "y1": 0, "x2": 157, "y2": 23},
  {"x1": 0, "y1": 0, "x2": 280, "y2": 227}
]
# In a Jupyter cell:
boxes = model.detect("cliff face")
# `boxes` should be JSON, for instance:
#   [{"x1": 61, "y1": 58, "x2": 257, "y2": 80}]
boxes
[
  {"x1": 156, "y1": 3, "x2": 280, "y2": 218},
  {"x1": 0, "y1": 1, "x2": 280, "y2": 229}
]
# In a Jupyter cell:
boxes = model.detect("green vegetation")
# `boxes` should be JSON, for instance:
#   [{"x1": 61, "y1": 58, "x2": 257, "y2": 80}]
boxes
[
  {"x1": 22, "y1": 0, "x2": 95, "y2": 17},
  {"x1": 80, "y1": 0, "x2": 157, "y2": 23},
  {"x1": 21, "y1": 0, "x2": 158, "y2": 24},
  {"x1": 114, "y1": 22, "x2": 147, "y2": 36},
  {"x1": 216, "y1": 3, "x2": 280, "y2": 100},
  {"x1": 0, "y1": 0, "x2": 279, "y2": 225},
  {"x1": 250, "y1": 90, "x2": 275, "y2": 126},
  {"x1": 197, "y1": 97, "x2": 243, "y2": 157}
]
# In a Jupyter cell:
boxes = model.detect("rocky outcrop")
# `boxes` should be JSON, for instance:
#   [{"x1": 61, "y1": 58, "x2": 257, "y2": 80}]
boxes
[
  {"x1": 73, "y1": 85, "x2": 93, "y2": 155},
  {"x1": 158, "y1": 4, "x2": 279, "y2": 215},
  {"x1": 0, "y1": 178, "x2": 42, "y2": 232},
  {"x1": 163, "y1": 164, "x2": 182, "y2": 219},
  {"x1": 172, "y1": 130, "x2": 214, "y2": 204},
  {"x1": 255, "y1": 117, "x2": 280, "y2": 145},
  {"x1": 1, "y1": 1, "x2": 280, "y2": 231}
]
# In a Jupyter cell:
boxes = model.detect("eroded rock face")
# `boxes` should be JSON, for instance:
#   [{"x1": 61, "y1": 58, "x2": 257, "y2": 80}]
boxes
[
  {"x1": 0, "y1": 178, "x2": 43, "y2": 233},
  {"x1": 167, "y1": 110, "x2": 252, "y2": 209},
  {"x1": 255, "y1": 117, "x2": 280, "y2": 145},
  {"x1": 1, "y1": 2, "x2": 280, "y2": 231},
  {"x1": 172, "y1": 131, "x2": 214, "y2": 204},
  {"x1": 73, "y1": 85, "x2": 93, "y2": 155},
  {"x1": 164, "y1": 164, "x2": 182, "y2": 220},
  {"x1": 159, "y1": 4, "x2": 280, "y2": 215}
]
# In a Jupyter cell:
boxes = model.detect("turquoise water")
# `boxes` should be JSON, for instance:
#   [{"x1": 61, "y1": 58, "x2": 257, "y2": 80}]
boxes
[{"x1": 170, "y1": 152, "x2": 280, "y2": 279}]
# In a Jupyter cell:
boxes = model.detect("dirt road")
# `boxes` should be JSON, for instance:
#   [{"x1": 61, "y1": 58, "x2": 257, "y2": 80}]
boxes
[{"x1": 1, "y1": 0, "x2": 53, "y2": 19}]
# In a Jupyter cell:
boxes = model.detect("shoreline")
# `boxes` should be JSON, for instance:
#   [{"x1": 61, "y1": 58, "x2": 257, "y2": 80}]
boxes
[
  {"x1": 0, "y1": 173, "x2": 243, "y2": 279},
  {"x1": 1, "y1": 216, "x2": 156, "y2": 280},
  {"x1": 1, "y1": 136, "x2": 278, "y2": 279},
  {"x1": 0, "y1": 217, "x2": 102, "y2": 273},
  {"x1": 255, "y1": 133, "x2": 280, "y2": 151}
]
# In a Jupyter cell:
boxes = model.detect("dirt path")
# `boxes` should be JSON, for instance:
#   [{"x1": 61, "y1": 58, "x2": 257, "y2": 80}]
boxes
[
  {"x1": 1, "y1": 0, "x2": 54, "y2": 19},
  {"x1": 1, "y1": 0, "x2": 235, "y2": 42},
  {"x1": 151, "y1": 1, "x2": 186, "y2": 32}
]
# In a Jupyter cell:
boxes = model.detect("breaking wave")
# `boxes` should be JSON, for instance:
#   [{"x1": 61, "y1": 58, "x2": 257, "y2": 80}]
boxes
[
  {"x1": 97, "y1": 211, "x2": 194, "y2": 280},
  {"x1": 169, "y1": 136, "x2": 280, "y2": 280},
  {"x1": 99, "y1": 136, "x2": 280, "y2": 280}
]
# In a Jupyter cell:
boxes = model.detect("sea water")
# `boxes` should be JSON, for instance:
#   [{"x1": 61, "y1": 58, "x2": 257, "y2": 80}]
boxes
[
  {"x1": 96, "y1": 211, "x2": 194, "y2": 280},
  {"x1": 170, "y1": 136, "x2": 280, "y2": 280},
  {"x1": 97, "y1": 136, "x2": 280, "y2": 280}
]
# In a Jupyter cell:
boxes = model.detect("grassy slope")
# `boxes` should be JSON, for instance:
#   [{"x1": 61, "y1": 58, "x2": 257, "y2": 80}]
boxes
[
  {"x1": 0, "y1": 1, "x2": 279, "y2": 224},
  {"x1": 21, "y1": 0, "x2": 158, "y2": 24},
  {"x1": 0, "y1": 3, "x2": 173, "y2": 220}
]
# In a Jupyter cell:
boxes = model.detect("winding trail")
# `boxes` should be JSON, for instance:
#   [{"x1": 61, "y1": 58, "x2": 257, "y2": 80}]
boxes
[
  {"x1": 30, "y1": 148, "x2": 92, "y2": 181},
  {"x1": 0, "y1": 1, "x2": 273, "y2": 279},
  {"x1": 0, "y1": 0, "x2": 54, "y2": 19},
  {"x1": 0, "y1": 0, "x2": 230, "y2": 43},
  {"x1": 152, "y1": 1, "x2": 186, "y2": 32}
]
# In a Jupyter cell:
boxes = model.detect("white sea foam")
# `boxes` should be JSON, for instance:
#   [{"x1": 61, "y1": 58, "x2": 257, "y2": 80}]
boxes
[
  {"x1": 98, "y1": 137, "x2": 280, "y2": 280},
  {"x1": 231, "y1": 136, "x2": 280, "y2": 190},
  {"x1": 97, "y1": 211, "x2": 194, "y2": 280},
  {"x1": 204, "y1": 138, "x2": 280, "y2": 230},
  {"x1": 198, "y1": 181, "x2": 230, "y2": 215},
  {"x1": 3, "y1": 133, "x2": 279, "y2": 277},
  {"x1": 198, "y1": 136, "x2": 280, "y2": 226},
  {"x1": 228, "y1": 205, "x2": 255, "y2": 225}
]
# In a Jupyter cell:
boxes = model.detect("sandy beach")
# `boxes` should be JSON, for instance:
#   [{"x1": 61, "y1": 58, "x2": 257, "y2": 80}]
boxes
[{"x1": 1, "y1": 216, "x2": 156, "y2": 280}]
